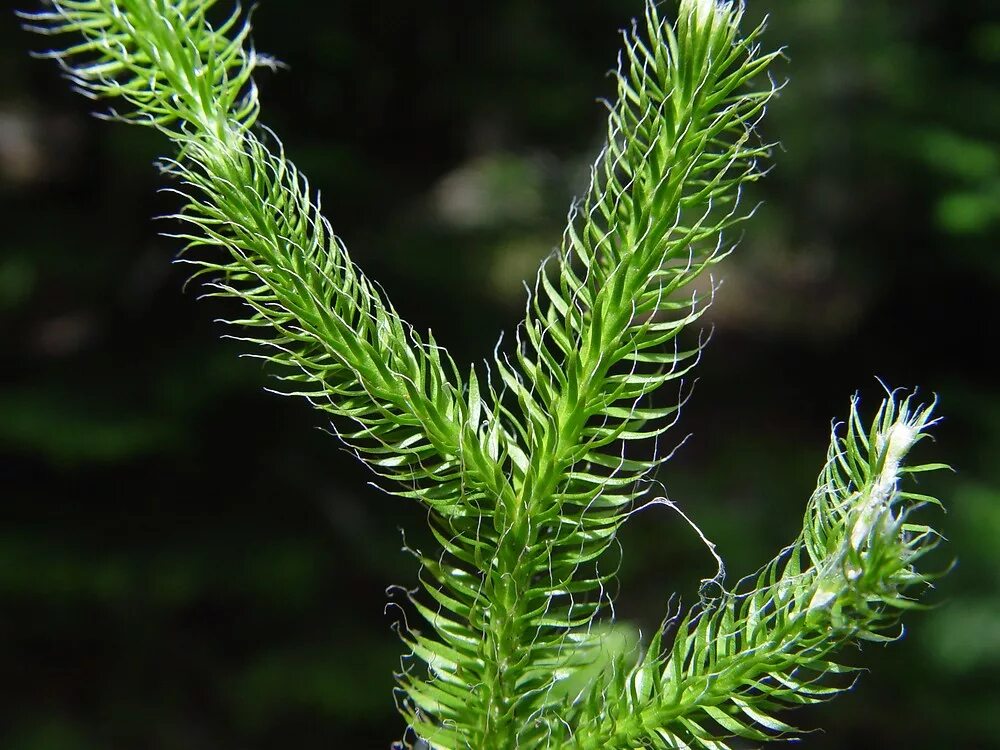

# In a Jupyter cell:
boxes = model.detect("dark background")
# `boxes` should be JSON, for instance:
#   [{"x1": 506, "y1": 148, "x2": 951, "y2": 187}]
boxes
[{"x1": 1, "y1": 0, "x2": 998, "y2": 748}]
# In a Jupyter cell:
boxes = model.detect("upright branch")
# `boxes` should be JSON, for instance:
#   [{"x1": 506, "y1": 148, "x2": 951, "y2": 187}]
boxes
[{"x1": 459, "y1": 2, "x2": 781, "y2": 744}]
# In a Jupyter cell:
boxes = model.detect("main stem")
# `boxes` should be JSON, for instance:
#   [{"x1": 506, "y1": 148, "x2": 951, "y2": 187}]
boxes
[
  {"x1": 475, "y1": 271, "x2": 647, "y2": 747},
  {"x1": 477, "y1": 509, "x2": 533, "y2": 749}
]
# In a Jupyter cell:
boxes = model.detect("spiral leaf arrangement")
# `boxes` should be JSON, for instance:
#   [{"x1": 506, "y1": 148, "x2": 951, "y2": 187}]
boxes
[{"x1": 20, "y1": 1, "x2": 948, "y2": 747}]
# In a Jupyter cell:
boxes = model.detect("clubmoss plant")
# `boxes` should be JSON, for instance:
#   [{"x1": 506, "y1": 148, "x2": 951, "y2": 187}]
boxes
[{"x1": 21, "y1": 0, "x2": 949, "y2": 747}]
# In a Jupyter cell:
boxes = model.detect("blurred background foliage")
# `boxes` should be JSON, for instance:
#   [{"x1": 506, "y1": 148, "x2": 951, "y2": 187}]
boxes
[{"x1": 0, "y1": 0, "x2": 997, "y2": 747}]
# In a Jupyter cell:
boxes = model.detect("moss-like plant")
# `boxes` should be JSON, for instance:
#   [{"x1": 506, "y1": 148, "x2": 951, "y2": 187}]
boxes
[{"x1": 21, "y1": 1, "x2": 948, "y2": 747}]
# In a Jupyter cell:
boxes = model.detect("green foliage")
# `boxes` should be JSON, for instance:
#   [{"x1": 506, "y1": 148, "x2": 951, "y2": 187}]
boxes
[{"x1": 20, "y1": 0, "x2": 949, "y2": 748}]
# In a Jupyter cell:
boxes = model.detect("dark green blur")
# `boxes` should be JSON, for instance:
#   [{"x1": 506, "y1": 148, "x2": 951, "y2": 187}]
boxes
[{"x1": 0, "y1": 0, "x2": 996, "y2": 747}]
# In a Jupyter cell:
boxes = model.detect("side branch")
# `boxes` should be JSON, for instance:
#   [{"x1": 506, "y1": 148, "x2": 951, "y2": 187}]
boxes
[
  {"x1": 569, "y1": 394, "x2": 944, "y2": 750},
  {"x1": 22, "y1": 0, "x2": 515, "y2": 513}
]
